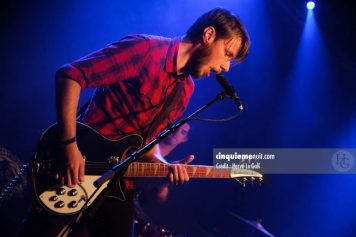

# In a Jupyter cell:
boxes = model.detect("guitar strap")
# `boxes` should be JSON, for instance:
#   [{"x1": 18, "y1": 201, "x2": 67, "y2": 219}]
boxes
[
  {"x1": 146, "y1": 80, "x2": 183, "y2": 142},
  {"x1": 76, "y1": 99, "x2": 91, "y2": 119},
  {"x1": 76, "y1": 80, "x2": 184, "y2": 142}
]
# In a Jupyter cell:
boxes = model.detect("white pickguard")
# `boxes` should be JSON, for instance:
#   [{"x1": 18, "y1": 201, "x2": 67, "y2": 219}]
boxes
[{"x1": 38, "y1": 175, "x2": 108, "y2": 215}]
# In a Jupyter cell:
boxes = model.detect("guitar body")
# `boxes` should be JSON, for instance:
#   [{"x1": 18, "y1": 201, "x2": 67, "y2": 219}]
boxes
[{"x1": 31, "y1": 122, "x2": 143, "y2": 215}]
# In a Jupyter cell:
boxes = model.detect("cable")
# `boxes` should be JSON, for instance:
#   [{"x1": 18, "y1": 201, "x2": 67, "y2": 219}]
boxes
[{"x1": 186, "y1": 110, "x2": 242, "y2": 123}]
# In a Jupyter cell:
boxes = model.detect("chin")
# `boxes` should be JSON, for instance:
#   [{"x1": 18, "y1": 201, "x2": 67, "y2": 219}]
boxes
[
  {"x1": 190, "y1": 71, "x2": 206, "y2": 79},
  {"x1": 190, "y1": 73, "x2": 201, "y2": 79},
  {"x1": 188, "y1": 66, "x2": 204, "y2": 79}
]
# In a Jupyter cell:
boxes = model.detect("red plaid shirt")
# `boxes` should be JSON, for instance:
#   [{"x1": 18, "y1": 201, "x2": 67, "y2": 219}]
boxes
[{"x1": 56, "y1": 35, "x2": 194, "y2": 143}]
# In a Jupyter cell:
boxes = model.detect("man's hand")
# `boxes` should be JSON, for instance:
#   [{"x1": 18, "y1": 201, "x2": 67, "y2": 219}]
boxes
[
  {"x1": 168, "y1": 155, "x2": 194, "y2": 184},
  {"x1": 55, "y1": 143, "x2": 85, "y2": 188}
]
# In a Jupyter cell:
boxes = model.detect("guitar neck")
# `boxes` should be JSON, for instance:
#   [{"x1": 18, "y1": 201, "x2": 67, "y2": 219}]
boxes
[{"x1": 123, "y1": 162, "x2": 231, "y2": 178}]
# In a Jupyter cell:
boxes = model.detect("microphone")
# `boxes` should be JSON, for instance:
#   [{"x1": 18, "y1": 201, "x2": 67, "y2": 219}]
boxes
[{"x1": 216, "y1": 74, "x2": 243, "y2": 111}]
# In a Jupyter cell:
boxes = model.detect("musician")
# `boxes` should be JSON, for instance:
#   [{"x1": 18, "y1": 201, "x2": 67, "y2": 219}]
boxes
[
  {"x1": 136, "y1": 123, "x2": 192, "y2": 207},
  {"x1": 156, "y1": 123, "x2": 192, "y2": 203},
  {"x1": 159, "y1": 123, "x2": 191, "y2": 157},
  {"x1": 133, "y1": 123, "x2": 191, "y2": 236},
  {"x1": 0, "y1": 147, "x2": 26, "y2": 195},
  {"x1": 0, "y1": 148, "x2": 29, "y2": 237},
  {"x1": 18, "y1": 7, "x2": 250, "y2": 237}
]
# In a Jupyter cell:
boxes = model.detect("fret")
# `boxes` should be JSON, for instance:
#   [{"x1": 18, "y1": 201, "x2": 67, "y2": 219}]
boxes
[
  {"x1": 191, "y1": 166, "x2": 196, "y2": 177},
  {"x1": 143, "y1": 163, "x2": 147, "y2": 177},
  {"x1": 143, "y1": 163, "x2": 146, "y2": 177},
  {"x1": 147, "y1": 163, "x2": 151, "y2": 177},
  {"x1": 154, "y1": 163, "x2": 158, "y2": 175},
  {"x1": 200, "y1": 167, "x2": 204, "y2": 177},
  {"x1": 134, "y1": 162, "x2": 138, "y2": 176},
  {"x1": 160, "y1": 163, "x2": 166, "y2": 177},
  {"x1": 148, "y1": 163, "x2": 152, "y2": 176},
  {"x1": 125, "y1": 163, "x2": 132, "y2": 176},
  {"x1": 197, "y1": 166, "x2": 202, "y2": 177},
  {"x1": 138, "y1": 162, "x2": 142, "y2": 176},
  {"x1": 205, "y1": 167, "x2": 212, "y2": 177},
  {"x1": 159, "y1": 163, "x2": 163, "y2": 176}
]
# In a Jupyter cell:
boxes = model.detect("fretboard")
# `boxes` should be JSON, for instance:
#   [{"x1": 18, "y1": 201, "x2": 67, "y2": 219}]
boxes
[{"x1": 123, "y1": 162, "x2": 231, "y2": 178}]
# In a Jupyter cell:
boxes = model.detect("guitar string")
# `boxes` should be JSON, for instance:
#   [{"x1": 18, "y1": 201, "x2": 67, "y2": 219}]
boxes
[
  {"x1": 83, "y1": 162, "x2": 230, "y2": 177},
  {"x1": 83, "y1": 168, "x2": 229, "y2": 177}
]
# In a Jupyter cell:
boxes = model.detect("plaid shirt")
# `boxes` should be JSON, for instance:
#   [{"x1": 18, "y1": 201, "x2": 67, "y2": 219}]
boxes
[{"x1": 56, "y1": 35, "x2": 194, "y2": 143}]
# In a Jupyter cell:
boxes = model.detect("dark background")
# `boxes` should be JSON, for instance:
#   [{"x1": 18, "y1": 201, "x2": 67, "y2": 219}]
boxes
[{"x1": 1, "y1": 0, "x2": 356, "y2": 236}]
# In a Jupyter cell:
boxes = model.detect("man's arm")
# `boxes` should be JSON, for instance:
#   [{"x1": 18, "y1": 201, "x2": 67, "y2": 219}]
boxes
[
  {"x1": 54, "y1": 77, "x2": 191, "y2": 188},
  {"x1": 143, "y1": 144, "x2": 169, "y2": 164},
  {"x1": 53, "y1": 36, "x2": 151, "y2": 188},
  {"x1": 55, "y1": 76, "x2": 85, "y2": 188}
]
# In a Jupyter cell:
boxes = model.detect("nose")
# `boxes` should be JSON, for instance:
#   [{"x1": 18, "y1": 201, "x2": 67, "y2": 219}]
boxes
[{"x1": 221, "y1": 61, "x2": 230, "y2": 72}]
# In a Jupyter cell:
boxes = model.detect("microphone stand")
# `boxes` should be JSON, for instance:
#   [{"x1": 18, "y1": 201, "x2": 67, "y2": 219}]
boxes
[{"x1": 66, "y1": 91, "x2": 233, "y2": 236}]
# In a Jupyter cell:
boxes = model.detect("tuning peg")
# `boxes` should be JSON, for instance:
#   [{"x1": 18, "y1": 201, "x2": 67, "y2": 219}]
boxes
[
  {"x1": 242, "y1": 177, "x2": 248, "y2": 187},
  {"x1": 235, "y1": 178, "x2": 246, "y2": 187}
]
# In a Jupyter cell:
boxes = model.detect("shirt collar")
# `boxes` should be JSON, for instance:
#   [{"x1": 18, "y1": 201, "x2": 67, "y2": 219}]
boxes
[{"x1": 164, "y1": 37, "x2": 181, "y2": 75}]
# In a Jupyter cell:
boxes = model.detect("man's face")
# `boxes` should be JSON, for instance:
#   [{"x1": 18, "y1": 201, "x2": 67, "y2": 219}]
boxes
[
  {"x1": 166, "y1": 123, "x2": 191, "y2": 146},
  {"x1": 188, "y1": 36, "x2": 242, "y2": 79}
]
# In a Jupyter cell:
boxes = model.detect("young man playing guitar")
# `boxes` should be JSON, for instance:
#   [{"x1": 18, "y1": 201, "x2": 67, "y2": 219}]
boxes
[{"x1": 18, "y1": 7, "x2": 250, "y2": 237}]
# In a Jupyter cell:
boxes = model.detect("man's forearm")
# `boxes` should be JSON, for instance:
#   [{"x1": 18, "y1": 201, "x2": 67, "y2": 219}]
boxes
[
  {"x1": 143, "y1": 144, "x2": 169, "y2": 164},
  {"x1": 55, "y1": 77, "x2": 81, "y2": 141}
]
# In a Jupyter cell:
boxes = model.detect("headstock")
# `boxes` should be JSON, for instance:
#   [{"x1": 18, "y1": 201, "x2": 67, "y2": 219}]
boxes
[{"x1": 230, "y1": 168, "x2": 263, "y2": 187}]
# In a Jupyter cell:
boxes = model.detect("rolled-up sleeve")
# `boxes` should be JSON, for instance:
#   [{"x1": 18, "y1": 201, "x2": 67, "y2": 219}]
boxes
[{"x1": 55, "y1": 35, "x2": 150, "y2": 88}]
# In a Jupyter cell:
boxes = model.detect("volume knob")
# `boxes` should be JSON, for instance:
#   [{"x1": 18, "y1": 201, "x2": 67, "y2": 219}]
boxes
[
  {"x1": 55, "y1": 201, "x2": 65, "y2": 208},
  {"x1": 69, "y1": 189, "x2": 78, "y2": 196},
  {"x1": 56, "y1": 188, "x2": 66, "y2": 195},
  {"x1": 69, "y1": 201, "x2": 78, "y2": 208}
]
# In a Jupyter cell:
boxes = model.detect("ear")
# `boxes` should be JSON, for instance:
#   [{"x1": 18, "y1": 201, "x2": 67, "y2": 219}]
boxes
[{"x1": 202, "y1": 26, "x2": 216, "y2": 44}]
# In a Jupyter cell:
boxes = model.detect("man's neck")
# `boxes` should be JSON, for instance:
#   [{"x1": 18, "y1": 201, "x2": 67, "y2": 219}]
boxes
[{"x1": 176, "y1": 37, "x2": 199, "y2": 76}]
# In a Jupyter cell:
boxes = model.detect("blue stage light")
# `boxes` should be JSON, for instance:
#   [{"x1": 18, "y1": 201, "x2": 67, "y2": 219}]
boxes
[{"x1": 306, "y1": 1, "x2": 315, "y2": 10}]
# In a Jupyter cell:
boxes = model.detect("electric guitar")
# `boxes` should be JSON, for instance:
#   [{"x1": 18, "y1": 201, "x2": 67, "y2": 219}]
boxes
[{"x1": 31, "y1": 122, "x2": 263, "y2": 215}]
